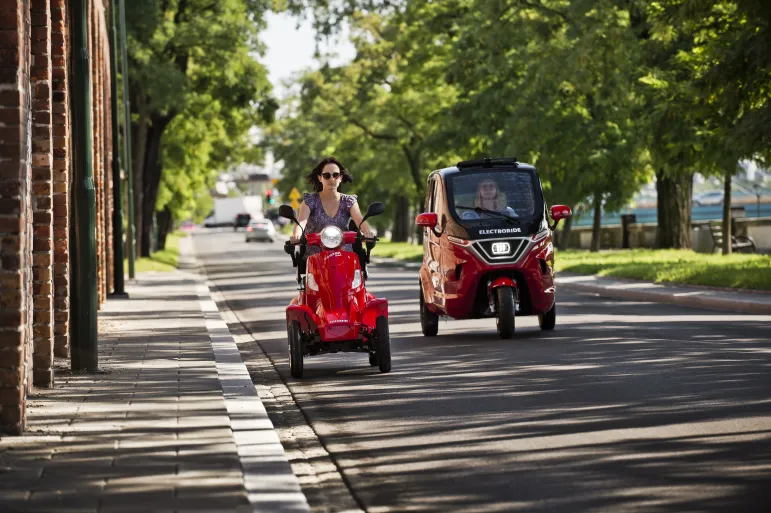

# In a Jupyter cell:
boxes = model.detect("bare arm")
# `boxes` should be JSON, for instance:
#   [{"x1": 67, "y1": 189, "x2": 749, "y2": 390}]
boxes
[
  {"x1": 349, "y1": 202, "x2": 374, "y2": 238},
  {"x1": 290, "y1": 201, "x2": 310, "y2": 242}
]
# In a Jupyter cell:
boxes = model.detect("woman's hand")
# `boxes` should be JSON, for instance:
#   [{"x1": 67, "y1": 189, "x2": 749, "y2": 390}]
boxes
[
  {"x1": 290, "y1": 234, "x2": 301, "y2": 244},
  {"x1": 360, "y1": 224, "x2": 374, "y2": 239}
]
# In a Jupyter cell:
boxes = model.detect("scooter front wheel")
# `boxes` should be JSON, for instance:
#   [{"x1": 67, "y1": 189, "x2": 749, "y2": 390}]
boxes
[
  {"x1": 376, "y1": 316, "x2": 391, "y2": 373},
  {"x1": 288, "y1": 321, "x2": 303, "y2": 378},
  {"x1": 496, "y1": 287, "x2": 516, "y2": 339}
]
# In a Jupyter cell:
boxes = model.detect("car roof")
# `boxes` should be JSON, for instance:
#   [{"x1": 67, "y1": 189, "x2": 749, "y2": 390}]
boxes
[{"x1": 430, "y1": 157, "x2": 538, "y2": 180}]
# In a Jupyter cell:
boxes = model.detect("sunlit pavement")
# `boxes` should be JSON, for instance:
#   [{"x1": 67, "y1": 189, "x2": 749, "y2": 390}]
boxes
[{"x1": 194, "y1": 229, "x2": 771, "y2": 513}]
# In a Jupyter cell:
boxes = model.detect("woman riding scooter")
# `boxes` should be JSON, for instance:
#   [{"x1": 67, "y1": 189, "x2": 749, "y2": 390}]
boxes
[
  {"x1": 281, "y1": 156, "x2": 389, "y2": 378},
  {"x1": 290, "y1": 157, "x2": 375, "y2": 246}
]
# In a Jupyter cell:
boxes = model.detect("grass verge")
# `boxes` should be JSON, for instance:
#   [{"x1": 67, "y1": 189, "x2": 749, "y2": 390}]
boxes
[
  {"x1": 125, "y1": 231, "x2": 187, "y2": 273},
  {"x1": 374, "y1": 241, "x2": 424, "y2": 262},
  {"x1": 555, "y1": 249, "x2": 771, "y2": 291}
]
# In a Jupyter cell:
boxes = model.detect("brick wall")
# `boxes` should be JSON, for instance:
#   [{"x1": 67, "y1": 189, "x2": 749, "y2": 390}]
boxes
[
  {"x1": 51, "y1": 0, "x2": 69, "y2": 359},
  {"x1": 0, "y1": 0, "x2": 33, "y2": 435},
  {"x1": 30, "y1": 0, "x2": 53, "y2": 388},
  {"x1": 1, "y1": 0, "x2": 115, "y2": 434}
]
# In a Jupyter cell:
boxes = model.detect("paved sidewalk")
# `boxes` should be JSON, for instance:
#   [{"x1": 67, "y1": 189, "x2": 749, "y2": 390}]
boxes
[
  {"x1": 0, "y1": 264, "x2": 308, "y2": 512},
  {"x1": 556, "y1": 273, "x2": 771, "y2": 315}
]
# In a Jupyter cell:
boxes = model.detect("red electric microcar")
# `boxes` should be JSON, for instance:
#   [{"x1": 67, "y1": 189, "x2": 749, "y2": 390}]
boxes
[{"x1": 415, "y1": 157, "x2": 572, "y2": 338}]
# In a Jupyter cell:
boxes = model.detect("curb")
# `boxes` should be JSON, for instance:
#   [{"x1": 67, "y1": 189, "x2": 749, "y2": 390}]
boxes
[
  {"x1": 370, "y1": 256, "x2": 422, "y2": 271},
  {"x1": 179, "y1": 236, "x2": 311, "y2": 513}
]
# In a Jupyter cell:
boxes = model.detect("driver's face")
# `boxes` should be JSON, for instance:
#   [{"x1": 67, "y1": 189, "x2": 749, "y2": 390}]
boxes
[{"x1": 479, "y1": 181, "x2": 498, "y2": 199}]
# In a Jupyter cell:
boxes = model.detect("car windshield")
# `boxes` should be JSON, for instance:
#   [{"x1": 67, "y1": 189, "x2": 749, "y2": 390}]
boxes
[{"x1": 448, "y1": 170, "x2": 537, "y2": 222}]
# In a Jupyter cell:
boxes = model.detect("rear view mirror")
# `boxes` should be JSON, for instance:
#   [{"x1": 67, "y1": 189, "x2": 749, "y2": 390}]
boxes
[
  {"x1": 278, "y1": 204, "x2": 297, "y2": 222},
  {"x1": 365, "y1": 202, "x2": 385, "y2": 218},
  {"x1": 550, "y1": 205, "x2": 572, "y2": 222},
  {"x1": 415, "y1": 212, "x2": 438, "y2": 229}
]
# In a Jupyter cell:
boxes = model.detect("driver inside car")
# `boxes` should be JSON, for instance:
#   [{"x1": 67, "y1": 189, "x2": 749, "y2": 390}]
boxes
[{"x1": 459, "y1": 178, "x2": 518, "y2": 220}]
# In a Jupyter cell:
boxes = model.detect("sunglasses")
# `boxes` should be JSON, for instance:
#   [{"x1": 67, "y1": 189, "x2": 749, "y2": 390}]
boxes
[{"x1": 321, "y1": 172, "x2": 341, "y2": 180}]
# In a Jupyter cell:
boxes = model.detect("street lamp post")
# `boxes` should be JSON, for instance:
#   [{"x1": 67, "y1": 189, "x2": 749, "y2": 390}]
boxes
[{"x1": 71, "y1": 0, "x2": 99, "y2": 371}]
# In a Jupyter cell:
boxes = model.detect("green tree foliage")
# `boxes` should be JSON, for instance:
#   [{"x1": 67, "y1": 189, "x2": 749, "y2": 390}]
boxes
[
  {"x1": 266, "y1": 0, "x2": 769, "y2": 248},
  {"x1": 125, "y1": 0, "x2": 276, "y2": 254}
]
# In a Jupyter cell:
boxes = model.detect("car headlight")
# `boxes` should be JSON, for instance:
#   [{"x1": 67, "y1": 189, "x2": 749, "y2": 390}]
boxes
[
  {"x1": 352, "y1": 269, "x2": 361, "y2": 289},
  {"x1": 306, "y1": 273, "x2": 319, "y2": 292},
  {"x1": 320, "y1": 225, "x2": 343, "y2": 249}
]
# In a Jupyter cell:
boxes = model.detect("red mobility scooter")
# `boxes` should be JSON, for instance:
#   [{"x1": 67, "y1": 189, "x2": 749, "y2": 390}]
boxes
[
  {"x1": 279, "y1": 203, "x2": 391, "y2": 378},
  {"x1": 415, "y1": 158, "x2": 572, "y2": 339}
]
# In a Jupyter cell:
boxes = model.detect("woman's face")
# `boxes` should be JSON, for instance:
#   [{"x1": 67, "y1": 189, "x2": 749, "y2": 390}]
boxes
[
  {"x1": 319, "y1": 163, "x2": 342, "y2": 190},
  {"x1": 479, "y1": 180, "x2": 498, "y2": 200}
]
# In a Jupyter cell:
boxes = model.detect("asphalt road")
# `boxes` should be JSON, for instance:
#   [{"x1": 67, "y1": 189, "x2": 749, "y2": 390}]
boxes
[{"x1": 193, "y1": 229, "x2": 771, "y2": 513}]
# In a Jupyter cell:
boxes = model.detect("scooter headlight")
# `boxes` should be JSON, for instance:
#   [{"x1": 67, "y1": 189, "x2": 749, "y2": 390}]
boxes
[
  {"x1": 320, "y1": 225, "x2": 344, "y2": 249},
  {"x1": 351, "y1": 269, "x2": 362, "y2": 289}
]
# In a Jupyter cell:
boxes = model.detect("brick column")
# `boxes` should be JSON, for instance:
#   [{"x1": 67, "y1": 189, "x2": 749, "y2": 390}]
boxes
[
  {"x1": 30, "y1": 0, "x2": 53, "y2": 387},
  {"x1": 102, "y1": 22, "x2": 113, "y2": 296},
  {"x1": 50, "y1": 0, "x2": 69, "y2": 358},
  {"x1": 0, "y1": 0, "x2": 33, "y2": 435}
]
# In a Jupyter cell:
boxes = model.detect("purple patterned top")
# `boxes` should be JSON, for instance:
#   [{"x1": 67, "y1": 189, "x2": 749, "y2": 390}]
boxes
[{"x1": 303, "y1": 192, "x2": 358, "y2": 256}]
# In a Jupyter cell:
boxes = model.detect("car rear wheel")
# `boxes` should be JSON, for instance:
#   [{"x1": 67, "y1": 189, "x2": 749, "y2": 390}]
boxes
[
  {"x1": 538, "y1": 303, "x2": 556, "y2": 331},
  {"x1": 496, "y1": 287, "x2": 516, "y2": 339},
  {"x1": 375, "y1": 316, "x2": 391, "y2": 373},
  {"x1": 420, "y1": 288, "x2": 439, "y2": 337},
  {"x1": 288, "y1": 321, "x2": 303, "y2": 378}
]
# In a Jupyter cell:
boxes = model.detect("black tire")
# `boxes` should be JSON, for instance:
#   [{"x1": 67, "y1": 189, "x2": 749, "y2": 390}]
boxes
[
  {"x1": 419, "y1": 288, "x2": 439, "y2": 337},
  {"x1": 369, "y1": 352, "x2": 377, "y2": 366},
  {"x1": 496, "y1": 287, "x2": 516, "y2": 339},
  {"x1": 288, "y1": 321, "x2": 303, "y2": 378},
  {"x1": 538, "y1": 303, "x2": 556, "y2": 331},
  {"x1": 375, "y1": 316, "x2": 391, "y2": 373}
]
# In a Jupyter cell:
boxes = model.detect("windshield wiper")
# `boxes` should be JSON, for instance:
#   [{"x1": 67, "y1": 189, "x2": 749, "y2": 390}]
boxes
[{"x1": 456, "y1": 205, "x2": 519, "y2": 225}]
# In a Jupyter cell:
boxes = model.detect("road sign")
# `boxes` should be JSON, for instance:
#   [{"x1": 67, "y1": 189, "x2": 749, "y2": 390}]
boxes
[
  {"x1": 271, "y1": 178, "x2": 279, "y2": 185},
  {"x1": 289, "y1": 187, "x2": 302, "y2": 209}
]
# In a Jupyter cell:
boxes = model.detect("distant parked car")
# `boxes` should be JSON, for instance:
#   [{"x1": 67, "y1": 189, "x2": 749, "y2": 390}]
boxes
[
  {"x1": 233, "y1": 213, "x2": 251, "y2": 231},
  {"x1": 694, "y1": 191, "x2": 724, "y2": 206},
  {"x1": 245, "y1": 218, "x2": 276, "y2": 243},
  {"x1": 179, "y1": 220, "x2": 196, "y2": 232}
]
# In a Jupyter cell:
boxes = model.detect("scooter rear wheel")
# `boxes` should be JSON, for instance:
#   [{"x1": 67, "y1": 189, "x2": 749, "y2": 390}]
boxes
[
  {"x1": 376, "y1": 316, "x2": 391, "y2": 373},
  {"x1": 420, "y1": 288, "x2": 439, "y2": 337},
  {"x1": 288, "y1": 321, "x2": 303, "y2": 378},
  {"x1": 496, "y1": 287, "x2": 516, "y2": 339},
  {"x1": 538, "y1": 303, "x2": 556, "y2": 331}
]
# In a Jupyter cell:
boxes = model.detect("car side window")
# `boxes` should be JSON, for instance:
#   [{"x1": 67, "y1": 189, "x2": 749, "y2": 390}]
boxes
[
  {"x1": 426, "y1": 178, "x2": 436, "y2": 213},
  {"x1": 431, "y1": 178, "x2": 442, "y2": 214}
]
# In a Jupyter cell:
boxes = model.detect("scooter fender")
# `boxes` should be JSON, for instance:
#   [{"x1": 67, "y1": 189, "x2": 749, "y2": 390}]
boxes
[
  {"x1": 488, "y1": 276, "x2": 517, "y2": 291},
  {"x1": 361, "y1": 297, "x2": 388, "y2": 329},
  {"x1": 286, "y1": 304, "x2": 317, "y2": 334}
]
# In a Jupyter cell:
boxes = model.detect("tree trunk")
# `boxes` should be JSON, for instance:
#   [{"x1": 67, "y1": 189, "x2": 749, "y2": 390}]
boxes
[
  {"x1": 722, "y1": 173, "x2": 732, "y2": 255},
  {"x1": 156, "y1": 206, "x2": 172, "y2": 251},
  {"x1": 558, "y1": 208, "x2": 574, "y2": 251},
  {"x1": 656, "y1": 170, "x2": 693, "y2": 249},
  {"x1": 133, "y1": 93, "x2": 149, "y2": 260},
  {"x1": 590, "y1": 195, "x2": 602, "y2": 252},
  {"x1": 391, "y1": 195, "x2": 410, "y2": 242},
  {"x1": 140, "y1": 113, "x2": 174, "y2": 257}
]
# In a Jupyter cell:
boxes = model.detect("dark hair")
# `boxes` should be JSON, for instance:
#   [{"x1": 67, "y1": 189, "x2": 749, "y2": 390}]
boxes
[{"x1": 306, "y1": 156, "x2": 353, "y2": 192}]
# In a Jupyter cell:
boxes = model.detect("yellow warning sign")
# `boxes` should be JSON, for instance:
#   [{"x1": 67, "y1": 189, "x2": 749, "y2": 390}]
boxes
[{"x1": 289, "y1": 187, "x2": 302, "y2": 209}]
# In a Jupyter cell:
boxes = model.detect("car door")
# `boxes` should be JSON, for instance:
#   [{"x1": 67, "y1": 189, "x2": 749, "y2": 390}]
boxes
[{"x1": 423, "y1": 176, "x2": 445, "y2": 312}]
